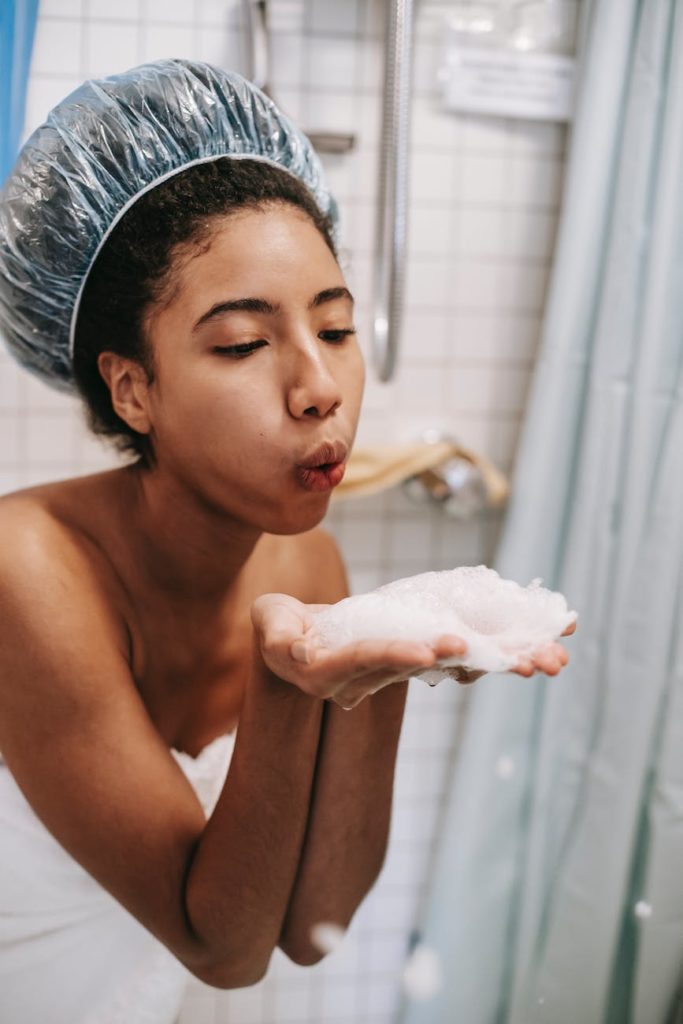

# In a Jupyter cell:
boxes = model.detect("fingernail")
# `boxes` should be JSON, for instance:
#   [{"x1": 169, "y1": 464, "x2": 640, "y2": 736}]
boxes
[{"x1": 292, "y1": 641, "x2": 311, "y2": 664}]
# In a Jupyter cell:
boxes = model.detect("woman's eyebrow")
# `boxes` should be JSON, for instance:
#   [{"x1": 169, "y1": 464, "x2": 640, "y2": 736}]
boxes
[
  {"x1": 194, "y1": 297, "x2": 279, "y2": 329},
  {"x1": 194, "y1": 286, "x2": 354, "y2": 330},
  {"x1": 308, "y1": 286, "x2": 355, "y2": 309}
]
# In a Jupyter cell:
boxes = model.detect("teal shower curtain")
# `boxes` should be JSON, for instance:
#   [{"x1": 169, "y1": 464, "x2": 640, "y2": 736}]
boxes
[
  {"x1": 401, "y1": 0, "x2": 683, "y2": 1021},
  {"x1": 1, "y1": 1, "x2": 39, "y2": 185}
]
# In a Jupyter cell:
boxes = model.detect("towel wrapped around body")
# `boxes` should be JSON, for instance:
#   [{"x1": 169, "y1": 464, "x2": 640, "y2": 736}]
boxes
[{"x1": 0, "y1": 733, "x2": 236, "y2": 1024}]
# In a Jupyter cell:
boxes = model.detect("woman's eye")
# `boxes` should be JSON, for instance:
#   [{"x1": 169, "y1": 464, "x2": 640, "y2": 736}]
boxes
[
  {"x1": 212, "y1": 330, "x2": 355, "y2": 357},
  {"x1": 213, "y1": 340, "x2": 267, "y2": 358},
  {"x1": 319, "y1": 328, "x2": 356, "y2": 344}
]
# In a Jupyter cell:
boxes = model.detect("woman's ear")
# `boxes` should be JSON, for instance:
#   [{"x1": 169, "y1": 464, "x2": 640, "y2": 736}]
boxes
[{"x1": 97, "y1": 352, "x2": 153, "y2": 436}]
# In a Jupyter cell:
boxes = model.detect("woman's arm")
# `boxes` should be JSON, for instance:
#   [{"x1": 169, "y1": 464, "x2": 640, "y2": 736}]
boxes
[
  {"x1": 277, "y1": 531, "x2": 409, "y2": 964},
  {"x1": 261, "y1": 532, "x2": 572, "y2": 964},
  {"x1": 269, "y1": 533, "x2": 575, "y2": 963},
  {"x1": 280, "y1": 678, "x2": 409, "y2": 963},
  {"x1": 0, "y1": 505, "x2": 323, "y2": 989},
  {"x1": 184, "y1": 639, "x2": 324, "y2": 984}
]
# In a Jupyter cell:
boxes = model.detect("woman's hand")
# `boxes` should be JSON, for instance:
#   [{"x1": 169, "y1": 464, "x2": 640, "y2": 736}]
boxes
[
  {"x1": 442, "y1": 619, "x2": 577, "y2": 685},
  {"x1": 252, "y1": 596, "x2": 577, "y2": 702},
  {"x1": 507, "y1": 619, "x2": 576, "y2": 678},
  {"x1": 251, "y1": 593, "x2": 468, "y2": 710}
]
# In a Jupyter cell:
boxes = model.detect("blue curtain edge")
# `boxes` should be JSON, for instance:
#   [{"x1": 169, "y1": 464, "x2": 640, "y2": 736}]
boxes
[{"x1": 1, "y1": 0, "x2": 40, "y2": 186}]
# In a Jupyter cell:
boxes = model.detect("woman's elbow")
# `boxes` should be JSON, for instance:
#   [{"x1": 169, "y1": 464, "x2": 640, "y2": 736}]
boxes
[
  {"x1": 278, "y1": 936, "x2": 326, "y2": 967},
  {"x1": 188, "y1": 950, "x2": 272, "y2": 990}
]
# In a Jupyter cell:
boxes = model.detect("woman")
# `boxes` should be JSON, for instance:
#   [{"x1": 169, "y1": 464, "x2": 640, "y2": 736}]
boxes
[{"x1": 0, "y1": 60, "x2": 570, "y2": 1022}]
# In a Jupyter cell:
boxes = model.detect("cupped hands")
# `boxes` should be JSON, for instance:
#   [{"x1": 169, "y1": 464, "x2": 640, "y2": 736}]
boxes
[{"x1": 251, "y1": 595, "x2": 576, "y2": 710}]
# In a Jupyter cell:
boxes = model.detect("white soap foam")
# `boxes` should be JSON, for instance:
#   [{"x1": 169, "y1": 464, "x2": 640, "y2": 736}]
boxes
[
  {"x1": 309, "y1": 921, "x2": 346, "y2": 954},
  {"x1": 495, "y1": 755, "x2": 516, "y2": 780},
  {"x1": 401, "y1": 944, "x2": 443, "y2": 1000},
  {"x1": 308, "y1": 565, "x2": 577, "y2": 677}
]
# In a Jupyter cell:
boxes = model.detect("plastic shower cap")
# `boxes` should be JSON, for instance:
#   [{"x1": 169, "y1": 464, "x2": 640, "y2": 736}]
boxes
[{"x1": 0, "y1": 58, "x2": 338, "y2": 393}]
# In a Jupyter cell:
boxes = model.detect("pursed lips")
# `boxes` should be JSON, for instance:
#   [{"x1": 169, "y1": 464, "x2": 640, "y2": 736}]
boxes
[{"x1": 298, "y1": 440, "x2": 348, "y2": 470}]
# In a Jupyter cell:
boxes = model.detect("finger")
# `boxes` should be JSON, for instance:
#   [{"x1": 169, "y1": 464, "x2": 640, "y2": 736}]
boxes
[
  {"x1": 431, "y1": 634, "x2": 468, "y2": 660},
  {"x1": 548, "y1": 643, "x2": 569, "y2": 666},
  {"x1": 252, "y1": 595, "x2": 309, "y2": 655},
  {"x1": 534, "y1": 642, "x2": 570, "y2": 673},
  {"x1": 291, "y1": 639, "x2": 317, "y2": 664},
  {"x1": 285, "y1": 646, "x2": 436, "y2": 702},
  {"x1": 561, "y1": 621, "x2": 577, "y2": 637},
  {"x1": 533, "y1": 654, "x2": 562, "y2": 675},
  {"x1": 350, "y1": 638, "x2": 437, "y2": 671},
  {"x1": 511, "y1": 658, "x2": 535, "y2": 677},
  {"x1": 304, "y1": 638, "x2": 438, "y2": 687}
]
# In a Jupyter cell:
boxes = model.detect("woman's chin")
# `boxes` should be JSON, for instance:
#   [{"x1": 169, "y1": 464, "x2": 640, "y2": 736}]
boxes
[{"x1": 266, "y1": 496, "x2": 331, "y2": 536}]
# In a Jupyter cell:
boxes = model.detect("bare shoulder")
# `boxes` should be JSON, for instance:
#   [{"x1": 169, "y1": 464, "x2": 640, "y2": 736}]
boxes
[
  {"x1": 0, "y1": 490, "x2": 228, "y2": 978},
  {"x1": 0, "y1": 489, "x2": 95, "y2": 579},
  {"x1": 0, "y1": 490, "x2": 130, "y2": 658},
  {"x1": 265, "y1": 526, "x2": 350, "y2": 605},
  {"x1": 0, "y1": 486, "x2": 107, "y2": 571}
]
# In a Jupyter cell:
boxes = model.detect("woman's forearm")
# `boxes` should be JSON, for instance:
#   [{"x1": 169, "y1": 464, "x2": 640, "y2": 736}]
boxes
[
  {"x1": 278, "y1": 679, "x2": 410, "y2": 964},
  {"x1": 183, "y1": 641, "x2": 323, "y2": 985}
]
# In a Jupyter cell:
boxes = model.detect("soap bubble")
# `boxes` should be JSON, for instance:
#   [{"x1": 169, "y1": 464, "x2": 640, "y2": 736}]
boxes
[
  {"x1": 402, "y1": 943, "x2": 442, "y2": 1000},
  {"x1": 308, "y1": 565, "x2": 577, "y2": 678},
  {"x1": 495, "y1": 755, "x2": 515, "y2": 779},
  {"x1": 309, "y1": 921, "x2": 346, "y2": 954},
  {"x1": 634, "y1": 901, "x2": 653, "y2": 919}
]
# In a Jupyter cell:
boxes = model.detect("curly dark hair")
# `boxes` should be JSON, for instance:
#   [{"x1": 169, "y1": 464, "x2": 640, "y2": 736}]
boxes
[{"x1": 72, "y1": 158, "x2": 337, "y2": 469}]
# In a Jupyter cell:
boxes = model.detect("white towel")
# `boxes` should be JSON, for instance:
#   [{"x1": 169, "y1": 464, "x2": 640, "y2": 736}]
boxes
[{"x1": 0, "y1": 732, "x2": 236, "y2": 1024}]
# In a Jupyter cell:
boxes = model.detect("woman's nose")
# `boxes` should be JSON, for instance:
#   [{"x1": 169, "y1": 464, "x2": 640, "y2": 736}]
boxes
[{"x1": 286, "y1": 347, "x2": 343, "y2": 419}]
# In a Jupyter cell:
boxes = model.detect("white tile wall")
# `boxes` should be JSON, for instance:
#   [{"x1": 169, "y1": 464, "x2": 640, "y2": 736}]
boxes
[
  {"x1": 87, "y1": 0, "x2": 140, "y2": 17},
  {"x1": 31, "y1": 18, "x2": 84, "y2": 75},
  {"x1": 1, "y1": 1, "x2": 576, "y2": 1021}
]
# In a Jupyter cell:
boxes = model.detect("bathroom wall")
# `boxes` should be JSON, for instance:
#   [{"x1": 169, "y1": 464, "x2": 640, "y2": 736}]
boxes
[{"x1": 1, "y1": 1, "x2": 572, "y2": 1020}]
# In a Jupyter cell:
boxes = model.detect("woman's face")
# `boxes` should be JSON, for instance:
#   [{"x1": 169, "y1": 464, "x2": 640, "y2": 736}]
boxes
[{"x1": 141, "y1": 203, "x2": 365, "y2": 534}]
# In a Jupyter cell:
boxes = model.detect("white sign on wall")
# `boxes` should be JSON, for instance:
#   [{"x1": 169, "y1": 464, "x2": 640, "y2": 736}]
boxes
[{"x1": 439, "y1": 44, "x2": 576, "y2": 122}]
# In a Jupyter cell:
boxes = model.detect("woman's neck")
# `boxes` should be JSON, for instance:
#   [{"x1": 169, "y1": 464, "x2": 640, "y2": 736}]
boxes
[{"x1": 114, "y1": 463, "x2": 265, "y2": 611}]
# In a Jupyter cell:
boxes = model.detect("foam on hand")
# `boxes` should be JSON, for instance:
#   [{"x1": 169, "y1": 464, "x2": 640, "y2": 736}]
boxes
[{"x1": 308, "y1": 565, "x2": 577, "y2": 677}]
